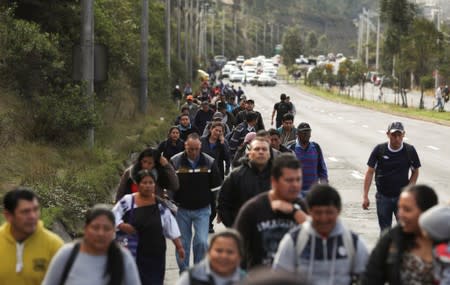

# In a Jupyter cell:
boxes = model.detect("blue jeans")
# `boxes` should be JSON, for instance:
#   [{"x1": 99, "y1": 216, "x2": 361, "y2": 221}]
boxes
[
  {"x1": 376, "y1": 192, "x2": 399, "y2": 233},
  {"x1": 175, "y1": 205, "x2": 211, "y2": 272}
]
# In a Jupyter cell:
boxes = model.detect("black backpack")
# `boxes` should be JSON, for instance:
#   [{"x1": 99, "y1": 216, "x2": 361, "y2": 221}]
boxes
[{"x1": 277, "y1": 101, "x2": 291, "y2": 116}]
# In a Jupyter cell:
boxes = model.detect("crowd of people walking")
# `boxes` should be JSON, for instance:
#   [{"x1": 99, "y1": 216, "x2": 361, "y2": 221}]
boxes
[{"x1": 0, "y1": 79, "x2": 449, "y2": 285}]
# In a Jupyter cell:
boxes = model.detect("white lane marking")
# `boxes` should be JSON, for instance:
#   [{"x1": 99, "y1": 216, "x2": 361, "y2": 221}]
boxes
[
  {"x1": 347, "y1": 120, "x2": 355, "y2": 123},
  {"x1": 427, "y1": 145, "x2": 439, "y2": 151},
  {"x1": 362, "y1": 125, "x2": 369, "y2": 128},
  {"x1": 337, "y1": 117, "x2": 343, "y2": 120},
  {"x1": 329, "y1": 113, "x2": 334, "y2": 116},
  {"x1": 328, "y1": 157, "x2": 339, "y2": 162},
  {"x1": 320, "y1": 110, "x2": 325, "y2": 113},
  {"x1": 351, "y1": 170, "x2": 365, "y2": 180},
  {"x1": 377, "y1": 130, "x2": 385, "y2": 134}
]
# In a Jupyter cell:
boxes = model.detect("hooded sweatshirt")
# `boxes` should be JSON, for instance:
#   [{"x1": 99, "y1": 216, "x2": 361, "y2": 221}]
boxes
[
  {"x1": 0, "y1": 221, "x2": 63, "y2": 285},
  {"x1": 273, "y1": 219, "x2": 369, "y2": 285}
]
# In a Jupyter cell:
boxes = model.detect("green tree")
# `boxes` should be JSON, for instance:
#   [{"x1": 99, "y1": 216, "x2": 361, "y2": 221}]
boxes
[
  {"x1": 317, "y1": 34, "x2": 328, "y2": 55},
  {"x1": 281, "y1": 25, "x2": 304, "y2": 68},
  {"x1": 306, "y1": 31, "x2": 318, "y2": 56},
  {"x1": 380, "y1": 0, "x2": 416, "y2": 107},
  {"x1": 400, "y1": 18, "x2": 442, "y2": 108}
]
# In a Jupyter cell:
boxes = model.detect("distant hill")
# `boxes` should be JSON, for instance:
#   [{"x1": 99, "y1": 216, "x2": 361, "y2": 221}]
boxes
[{"x1": 240, "y1": 0, "x2": 378, "y2": 56}]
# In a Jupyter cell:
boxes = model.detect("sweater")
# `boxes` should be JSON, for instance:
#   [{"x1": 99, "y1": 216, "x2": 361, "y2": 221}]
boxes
[{"x1": 0, "y1": 221, "x2": 63, "y2": 285}]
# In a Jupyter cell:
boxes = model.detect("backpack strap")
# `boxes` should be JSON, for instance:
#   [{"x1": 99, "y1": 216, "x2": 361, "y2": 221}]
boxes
[
  {"x1": 376, "y1": 142, "x2": 388, "y2": 167},
  {"x1": 311, "y1": 142, "x2": 324, "y2": 176},
  {"x1": 341, "y1": 226, "x2": 356, "y2": 274},
  {"x1": 295, "y1": 221, "x2": 314, "y2": 278},
  {"x1": 377, "y1": 142, "x2": 414, "y2": 167},
  {"x1": 403, "y1": 143, "x2": 414, "y2": 167},
  {"x1": 59, "y1": 242, "x2": 81, "y2": 285}
]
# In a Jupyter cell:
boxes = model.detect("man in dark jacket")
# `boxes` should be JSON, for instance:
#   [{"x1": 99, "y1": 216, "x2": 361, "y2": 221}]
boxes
[
  {"x1": 228, "y1": 111, "x2": 258, "y2": 158},
  {"x1": 236, "y1": 99, "x2": 265, "y2": 131},
  {"x1": 194, "y1": 101, "x2": 214, "y2": 134},
  {"x1": 171, "y1": 133, "x2": 223, "y2": 272},
  {"x1": 177, "y1": 114, "x2": 200, "y2": 141},
  {"x1": 218, "y1": 137, "x2": 272, "y2": 227},
  {"x1": 217, "y1": 102, "x2": 236, "y2": 131}
]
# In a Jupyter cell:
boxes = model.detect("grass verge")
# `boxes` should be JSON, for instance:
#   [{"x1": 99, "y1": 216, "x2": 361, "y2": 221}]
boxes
[{"x1": 299, "y1": 85, "x2": 450, "y2": 126}]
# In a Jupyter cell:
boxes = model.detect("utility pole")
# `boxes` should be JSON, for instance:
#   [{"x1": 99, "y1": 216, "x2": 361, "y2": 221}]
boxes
[
  {"x1": 194, "y1": 0, "x2": 200, "y2": 60},
  {"x1": 166, "y1": 0, "x2": 171, "y2": 81},
  {"x1": 140, "y1": 0, "x2": 149, "y2": 114},
  {"x1": 189, "y1": 0, "x2": 194, "y2": 82},
  {"x1": 177, "y1": 0, "x2": 181, "y2": 60},
  {"x1": 211, "y1": 6, "x2": 215, "y2": 55},
  {"x1": 263, "y1": 23, "x2": 266, "y2": 56},
  {"x1": 81, "y1": 0, "x2": 95, "y2": 147},
  {"x1": 365, "y1": 11, "x2": 370, "y2": 67},
  {"x1": 222, "y1": 6, "x2": 225, "y2": 56},
  {"x1": 233, "y1": 4, "x2": 237, "y2": 56},
  {"x1": 255, "y1": 23, "x2": 258, "y2": 55},
  {"x1": 375, "y1": 13, "x2": 380, "y2": 71},
  {"x1": 276, "y1": 24, "x2": 280, "y2": 44},
  {"x1": 184, "y1": 0, "x2": 189, "y2": 73},
  {"x1": 198, "y1": 2, "x2": 203, "y2": 61},
  {"x1": 270, "y1": 22, "x2": 273, "y2": 55},
  {"x1": 356, "y1": 14, "x2": 362, "y2": 61},
  {"x1": 435, "y1": 1, "x2": 441, "y2": 90}
]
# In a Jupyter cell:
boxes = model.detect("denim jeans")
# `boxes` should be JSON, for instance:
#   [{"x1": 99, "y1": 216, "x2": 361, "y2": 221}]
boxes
[
  {"x1": 175, "y1": 205, "x2": 211, "y2": 272},
  {"x1": 376, "y1": 192, "x2": 399, "y2": 233}
]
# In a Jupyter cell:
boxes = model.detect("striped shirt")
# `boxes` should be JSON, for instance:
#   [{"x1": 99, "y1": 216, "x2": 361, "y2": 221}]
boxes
[{"x1": 292, "y1": 141, "x2": 328, "y2": 193}]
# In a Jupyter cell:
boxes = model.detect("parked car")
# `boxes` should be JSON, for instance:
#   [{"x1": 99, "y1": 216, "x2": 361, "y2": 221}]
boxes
[
  {"x1": 230, "y1": 70, "x2": 245, "y2": 82},
  {"x1": 295, "y1": 55, "x2": 309, "y2": 65},
  {"x1": 236, "y1": 55, "x2": 245, "y2": 64},
  {"x1": 257, "y1": 74, "x2": 277, "y2": 86},
  {"x1": 221, "y1": 65, "x2": 237, "y2": 78}
]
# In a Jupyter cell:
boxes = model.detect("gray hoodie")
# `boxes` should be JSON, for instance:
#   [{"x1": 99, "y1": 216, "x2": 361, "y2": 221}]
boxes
[
  {"x1": 273, "y1": 219, "x2": 369, "y2": 285},
  {"x1": 176, "y1": 259, "x2": 245, "y2": 285}
]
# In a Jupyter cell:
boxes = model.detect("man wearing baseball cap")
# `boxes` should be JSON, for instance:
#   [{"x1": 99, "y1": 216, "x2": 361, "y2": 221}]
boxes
[
  {"x1": 362, "y1": 121, "x2": 421, "y2": 233},
  {"x1": 180, "y1": 95, "x2": 199, "y2": 122}
]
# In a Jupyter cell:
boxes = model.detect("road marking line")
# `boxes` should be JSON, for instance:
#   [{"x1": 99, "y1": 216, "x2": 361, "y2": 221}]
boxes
[
  {"x1": 328, "y1": 157, "x2": 339, "y2": 162},
  {"x1": 362, "y1": 125, "x2": 369, "y2": 128},
  {"x1": 347, "y1": 120, "x2": 355, "y2": 123},
  {"x1": 338, "y1": 117, "x2": 343, "y2": 120},
  {"x1": 377, "y1": 130, "x2": 385, "y2": 134},
  {"x1": 427, "y1": 145, "x2": 439, "y2": 150},
  {"x1": 351, "y1": 170, "x2": 365, "y2": 180},
  {"x1": 320, "y1": 110, "x2": 325, "y2": 113}
]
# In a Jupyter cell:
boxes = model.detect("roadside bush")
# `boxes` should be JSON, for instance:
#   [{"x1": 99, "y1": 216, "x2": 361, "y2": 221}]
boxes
[
  {"x1": 21, "y1": 148, "x2": 120, "y2": 236},
  {"x1": 420, "y1": 75, "x2": 434, "y2": 90},
  {"x1": 28, "y1": 84, "x2": 99, "y2": 144}
]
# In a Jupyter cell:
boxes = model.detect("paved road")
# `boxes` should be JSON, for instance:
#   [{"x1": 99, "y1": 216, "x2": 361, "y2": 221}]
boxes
[{"x1": 164, "y1": 80, "x2": 450, "y2": 284}]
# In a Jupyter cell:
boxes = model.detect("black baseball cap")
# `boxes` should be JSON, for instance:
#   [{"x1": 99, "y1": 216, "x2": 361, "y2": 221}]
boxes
[
  {"x1": 387, "y1": 122, "x2": 405, "y2": 133},
  {"x1": 297, "y1": 122, "x2": 311, "y2": 132}
]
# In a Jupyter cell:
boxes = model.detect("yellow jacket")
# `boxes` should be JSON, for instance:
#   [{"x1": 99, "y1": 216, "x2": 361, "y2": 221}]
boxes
[{"x1": 0, "y1": 221, "x2": 63, "y2": 285}]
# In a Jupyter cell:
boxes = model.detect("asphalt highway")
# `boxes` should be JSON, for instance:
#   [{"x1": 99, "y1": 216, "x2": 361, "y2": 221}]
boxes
[{"x1": 164, "y1": 80, "x2": 450, "y2": 284}]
